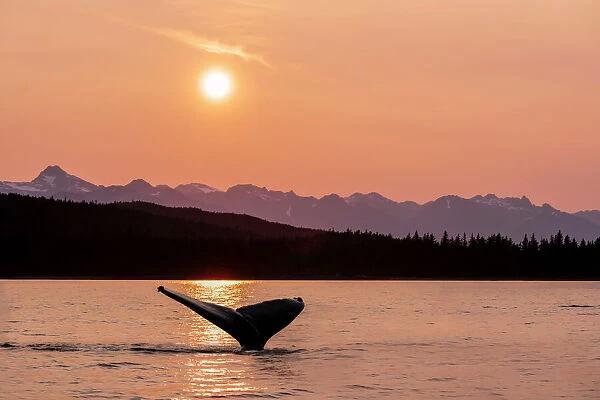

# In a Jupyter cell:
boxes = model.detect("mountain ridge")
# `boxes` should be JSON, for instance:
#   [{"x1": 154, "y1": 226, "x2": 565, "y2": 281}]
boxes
[{"x1": 1, "y1": 165, "x2": 599, "y2": 240}]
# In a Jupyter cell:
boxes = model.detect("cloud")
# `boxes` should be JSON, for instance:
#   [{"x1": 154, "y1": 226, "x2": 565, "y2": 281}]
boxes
[{"x1": 112, "y1": 19, "x2": 271, "y2": 68}]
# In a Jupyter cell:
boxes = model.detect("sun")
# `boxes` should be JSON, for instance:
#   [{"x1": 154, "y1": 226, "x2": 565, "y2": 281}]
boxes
[{"x1": 200, "y1": 69, "x2": 233, "y2": 101}]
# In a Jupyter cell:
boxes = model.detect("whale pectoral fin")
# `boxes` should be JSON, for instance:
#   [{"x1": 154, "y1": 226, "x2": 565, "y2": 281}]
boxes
[
  {"x1": 236, "y1": 298, "x2": 305, "y2": 344},
  {"x1": 157, "y1": 286, "x2": 258, "y2": 346}
]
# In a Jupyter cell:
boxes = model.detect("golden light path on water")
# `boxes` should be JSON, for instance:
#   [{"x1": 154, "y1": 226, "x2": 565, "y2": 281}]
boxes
[{"x1": 171, "y1": 280, "x2": 266, "y2": 398}]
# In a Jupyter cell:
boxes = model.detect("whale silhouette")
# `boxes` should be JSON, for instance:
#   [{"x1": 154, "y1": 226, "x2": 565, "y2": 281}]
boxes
[{"x1": 157, "y1": 286, "x2": 305, "y2": 350}]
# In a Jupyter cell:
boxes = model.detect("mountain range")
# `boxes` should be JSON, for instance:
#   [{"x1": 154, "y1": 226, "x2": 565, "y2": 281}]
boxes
[{"x1": 2, "y1": 165, "x2": 600, "y2": 240}]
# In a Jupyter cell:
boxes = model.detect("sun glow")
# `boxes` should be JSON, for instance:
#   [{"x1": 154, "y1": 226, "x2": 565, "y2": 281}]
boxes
[{"x1": 200, "y1": 69, "x2": 233, "y2": 101}]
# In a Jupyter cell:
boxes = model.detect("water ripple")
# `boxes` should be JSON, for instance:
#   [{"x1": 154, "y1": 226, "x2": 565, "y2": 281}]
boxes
[{"x1": 0, "y1": 342, "x2": 304, "y2": 356}]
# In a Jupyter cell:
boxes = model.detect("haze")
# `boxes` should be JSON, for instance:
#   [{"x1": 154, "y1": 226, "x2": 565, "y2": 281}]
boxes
[{"x1": 1, "y1": 0, "x2": 599, "y2": 212}]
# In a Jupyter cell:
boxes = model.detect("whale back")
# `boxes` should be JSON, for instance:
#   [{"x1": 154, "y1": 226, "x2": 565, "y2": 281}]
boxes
[{"x1": 237, "y1": 298, "x2": 305, "y2": 344}]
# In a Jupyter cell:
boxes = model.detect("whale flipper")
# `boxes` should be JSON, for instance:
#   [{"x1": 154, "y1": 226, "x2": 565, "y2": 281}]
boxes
[{"x1": 157, "y1": 286, "x2": 304, "y2": 350}]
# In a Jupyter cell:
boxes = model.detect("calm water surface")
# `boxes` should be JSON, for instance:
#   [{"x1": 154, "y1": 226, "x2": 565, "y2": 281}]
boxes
[{"x1": 1, "y1": 281, "x2": 599, "y2": 399}]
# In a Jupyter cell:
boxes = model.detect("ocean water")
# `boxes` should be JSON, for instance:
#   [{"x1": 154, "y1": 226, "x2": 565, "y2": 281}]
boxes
[{"x1": 1, "y1": 280, "x2": 599, "y2": 399}]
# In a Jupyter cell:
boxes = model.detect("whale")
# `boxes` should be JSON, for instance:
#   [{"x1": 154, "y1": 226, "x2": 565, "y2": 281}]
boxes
[{"x1": 157, "y1": 286, "x2": 305, "y2": 350}]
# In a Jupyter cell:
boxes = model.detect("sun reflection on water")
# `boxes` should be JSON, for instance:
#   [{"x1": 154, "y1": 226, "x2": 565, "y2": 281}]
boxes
[
  {"x1": 169, "y1": 280, "x2": 267, "y2": 398},
  {"x1": 170, "y1": 280, "x2": 254, "y2": 346},
  {"x1": 180, "y1": 357, "x2": 266, "y2": 398},
  {"x1": 191, "y1": 280, "x2": 250, "y2": 346},
  {"x1": 187, "y1": 280, "x2": 253, "y2": 307}
]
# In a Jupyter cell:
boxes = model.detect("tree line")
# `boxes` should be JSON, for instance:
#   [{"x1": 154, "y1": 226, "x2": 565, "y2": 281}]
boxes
[{"x1": 1, "y1": 193, "x2": 599, "y2": 279}]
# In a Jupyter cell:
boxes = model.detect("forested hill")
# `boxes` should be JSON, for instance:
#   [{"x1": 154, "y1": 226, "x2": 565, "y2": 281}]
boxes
[{"x1": 1, "y1": 193, "x2": 599, "y2": 279}]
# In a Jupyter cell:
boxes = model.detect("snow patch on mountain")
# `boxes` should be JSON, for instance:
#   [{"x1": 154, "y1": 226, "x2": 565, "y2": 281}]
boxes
[
  {"x1": 41, "y1": 175, "x2": 56, "y2": 186},
  {"x1": 183, "y1": 183, "x2": 217, "y2": 194},
  {"x1": 5, "y1": 183, "x2": 43, "y2": 192}
]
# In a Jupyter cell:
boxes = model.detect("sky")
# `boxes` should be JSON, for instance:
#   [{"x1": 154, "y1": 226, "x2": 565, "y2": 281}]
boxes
[{"x1": 1, "y1": 0, "x2": 599, "y2": 212}]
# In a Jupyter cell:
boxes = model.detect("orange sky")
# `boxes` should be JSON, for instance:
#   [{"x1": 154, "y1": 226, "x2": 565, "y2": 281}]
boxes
[{"x1": 1, "y1": 1, "x2": 599, "y2": 211}]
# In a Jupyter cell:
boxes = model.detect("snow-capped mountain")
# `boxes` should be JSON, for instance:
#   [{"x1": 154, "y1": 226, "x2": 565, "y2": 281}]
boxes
[
  {"x1": 2, "y1": 165, "x2": 600, "y2": 240},
  {"x1": 0, "y1": 165, "x2": 97, "y2": 198}
]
